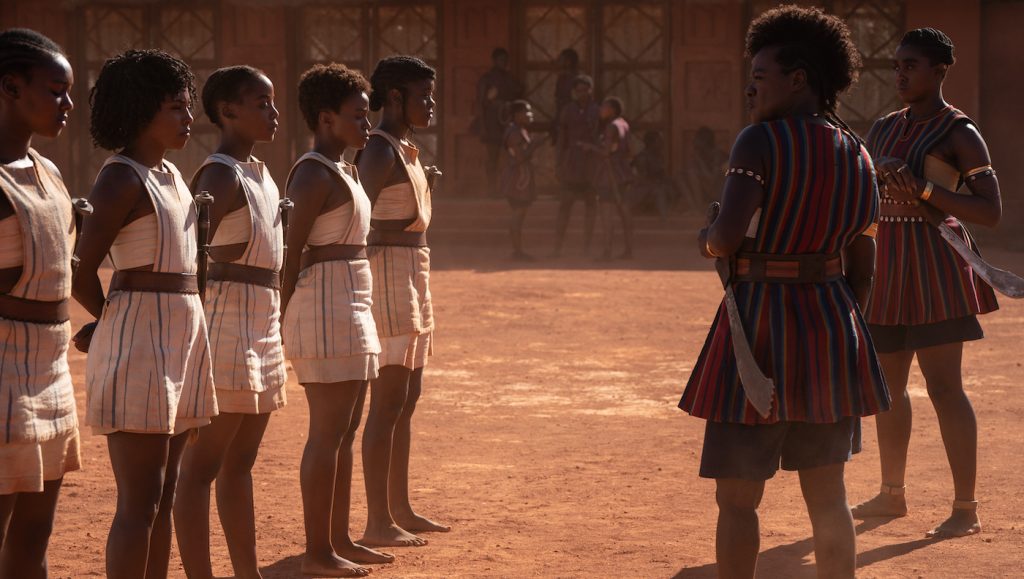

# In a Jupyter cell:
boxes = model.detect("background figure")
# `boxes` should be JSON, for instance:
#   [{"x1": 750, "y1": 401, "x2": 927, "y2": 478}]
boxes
[
  {"x1": 553, "y1": 74, "x2": 599, "y2": 256},
  {"x1": 474, "y1": 47, "x2": 523, "y2": 196},
  {"x1": 679, "y1": 126, "x2": 727, "y2": 213},
  {"x1": 589, "y1": 96, "x2": 633, "y2": 260},
  {"x1": 500, "y1": 100, "x2": 544, "y2": 259},
  {"x1": 630, "y1": 130, "x2": 675, "y2": 219},
  {"x1": 551, "y1": 48, "x2": 580, "y2": 143}
]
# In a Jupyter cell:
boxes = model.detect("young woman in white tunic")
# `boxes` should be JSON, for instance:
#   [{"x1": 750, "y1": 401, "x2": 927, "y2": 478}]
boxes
[
  {"x1": 72, "y1": 50, "x2": 215, "y2": 579},
  {"x1": 173, "y1": 66, "x2": 287, "y2": 579},
  {"x1": 357, "y1": 55, "x2": 449, "y2": 549},
  {"x1": 0, "y1": 28, "x2": 79, "y2": 577},
  {"x1": 282, "y1": 63, "x2": 393, "y2": 578}
]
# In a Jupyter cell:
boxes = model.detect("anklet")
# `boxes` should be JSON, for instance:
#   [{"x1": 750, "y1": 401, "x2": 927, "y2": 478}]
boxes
[
  {"x1": 880, "y1": 483, "x2": 906, "y2": 496},
  {"x1": 952, "y1": 499, "x2": 978, "y2": 511}
]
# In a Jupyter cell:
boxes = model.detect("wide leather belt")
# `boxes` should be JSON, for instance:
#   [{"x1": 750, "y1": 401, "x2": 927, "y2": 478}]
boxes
[
  {"x1": 367, "y1": 230, "x2": 427, "y2": 247},
  {"x1": 0, "y1": 293, "x2": 70, "y2": 324},
  {"x1": 209, "y1": 262, "x2": 281, "y2": 290},
  {"x1": 110, "y1": 271, "x2": 199, "y2": 294},
  {"x1": 733, "y1": 252, "x2": 844, "y2": 283},
  {"x1": 879, "y1": 202, "x2": 925, "y2": 223},
  {"x1": 0, "y1": 266, "x2": 21, "y2": 292},
  {"x1": 300, "y1": 244, "x2": 368, "y2": 271}
]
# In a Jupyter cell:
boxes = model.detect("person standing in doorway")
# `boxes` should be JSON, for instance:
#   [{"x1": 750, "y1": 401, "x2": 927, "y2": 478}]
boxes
[
  {"x1": 553, "y1": 74, "x2": 599, "y2": 257},
  {"x1": 475, "y1": 47, "x2": 523, "y2": 196}
]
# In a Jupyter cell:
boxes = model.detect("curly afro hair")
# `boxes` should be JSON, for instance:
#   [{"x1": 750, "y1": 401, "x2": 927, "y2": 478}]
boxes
[
  {"x1": 745, "y1": 5, "x2": 862, "y2": 114},
  {"x1": 89, "y1": 49, "x2": 195, "y2": 151},
  {"x1": 900, "y1": 28, "x2": 955, "y2": 66},
  {"x1": 297, "y1": 63, "x2": 369, "y2": 131},
  {"x1": 0, "y1": 28, "x2": 66, "y2": 81},
  {"x1": 367, "y1": 55, "x2": 435, "y2": 112},
  {"x1": 202, "y1": 65, "x2": 267, "y2": 127}
]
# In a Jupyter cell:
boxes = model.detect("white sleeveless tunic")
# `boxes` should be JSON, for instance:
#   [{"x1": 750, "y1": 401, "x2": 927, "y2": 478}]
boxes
[
  {"x1": 0, "y1": 150, "x2": 81, "y2": 493},
  {"x1": 196, "y1": 154, "x2": 287, "y2": 414},
  {"x1": 85, "y1": 155, "x2": 216, "y2": 435},
  {"x1": 366, "y1": 130, "x2": 434, "y2": 369},
  {"x1": 282, "y1": 152, "x2": 380, "y2": 384}
]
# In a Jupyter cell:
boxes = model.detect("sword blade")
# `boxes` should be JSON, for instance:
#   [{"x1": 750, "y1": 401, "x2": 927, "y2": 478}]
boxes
[
  {"x1": 936, "y1": 223, "x2": 1024, "y2": 298},
  {"x1": 723, "y1": 286, "x2": 775, "y2": 418}
]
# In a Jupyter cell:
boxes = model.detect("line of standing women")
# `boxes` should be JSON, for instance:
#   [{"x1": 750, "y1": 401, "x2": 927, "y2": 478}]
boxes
[{"x1": 0, "y1": 25, "x2": 448, "y2": 578}]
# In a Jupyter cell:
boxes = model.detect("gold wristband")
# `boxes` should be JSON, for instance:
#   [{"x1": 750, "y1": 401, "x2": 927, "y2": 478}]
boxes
[{"x1": 918, "y1": 180, "x2": 934, "y2": 202}]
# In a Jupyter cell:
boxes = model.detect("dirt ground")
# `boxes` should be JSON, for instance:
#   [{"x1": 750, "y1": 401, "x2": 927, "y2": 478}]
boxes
[{"x1": 46, "y1": 243, "x2": 1024, "y2": 578}]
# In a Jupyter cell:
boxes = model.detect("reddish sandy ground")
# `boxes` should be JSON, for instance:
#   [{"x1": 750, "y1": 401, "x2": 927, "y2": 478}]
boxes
[{"x1": 46, "y1": 244, "x2": 1024, "y2": 578}]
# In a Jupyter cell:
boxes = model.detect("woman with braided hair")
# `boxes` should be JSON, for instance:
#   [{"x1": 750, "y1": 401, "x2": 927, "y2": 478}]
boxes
[
  {"x1": 73, "y1": 49, "x2": 216, "y2": 578},
  {"x1": 851, "y1": 28, "x2": 1002, "y2": 539},
  {"x1": 356, "y1": 55, "x2": 450, "y2": 549},
  {"x1": 0, "y1": 28, "x2": 79, "y2": 577},
  {"x1": 172, "y1": 65, "x2": 287, "y2": 579},
  {"x1": 678, "y1": 6, "x2": 888, "y2": 577}
]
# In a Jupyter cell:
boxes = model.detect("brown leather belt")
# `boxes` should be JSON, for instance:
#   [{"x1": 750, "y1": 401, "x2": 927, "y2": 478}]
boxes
[
  {"x1": 208, "y1": 262, "x2": 281, "y2": 289},
  {"x1": 300, "y1": 244, "x2": 368, "y2": 271},
  {"x1": 367, "y1": 230, "x2": 427, "y2": 247},
  {"x1": 733, "y1": 252, "x2": 844, "y2": 283},
  {"x1": 879, "y1": 201, "x2": 925, "y2": 222},
  {"x1": 0, "y1": 267, "x2": 21, "y2": 292},
  {"x1": 110, "y1": 271, "x2": 199, "y2": 294},
  {"x1": 0, "y1": 293, "x2": 70, "y2": 324}
]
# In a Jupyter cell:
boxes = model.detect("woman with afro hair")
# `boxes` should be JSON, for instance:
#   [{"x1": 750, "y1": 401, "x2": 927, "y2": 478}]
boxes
[
  {"x1": 72, "y1": 49, "x2": 216, "y2": 579},
  {"x1": 678, "y1": 6, "x2": 889, "y2": 577},
  {"x1": 851, "y1": 28, "x2": 1003, "y2": 539},
  {"x1": 0, "y1": 28, "x2": 79, "y2": 577},
  {"x1": 281, "y1": 62, "x2": 395, "y2": 577},
  {"x1": 172, "y1": 65, "x2": 288, "y2": 579},
  {"x1": 356, "y1": 55, "x2": 449, "y2": 549}
]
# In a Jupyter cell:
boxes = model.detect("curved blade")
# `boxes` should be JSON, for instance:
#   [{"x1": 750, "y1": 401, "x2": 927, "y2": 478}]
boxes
[
  {"x1": 723, "y1": 286, "x2": 775, "y2": 418},
  {"x1": 936, "y1": 223, "x2": 1024, "y2": 298}
]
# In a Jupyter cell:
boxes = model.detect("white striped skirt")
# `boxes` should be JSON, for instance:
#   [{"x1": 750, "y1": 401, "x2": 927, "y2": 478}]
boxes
[
  {"x1": 86, "y1": 290, "x2": 217, "y2": 435},
  {"x1": 368, "y1": 245, "x2": 434, "y2": 338},
  {"x1": 205, "y1": 279, "x2": 288, "y2": 414},
  {"x1": 283, "y1": 259, "x2": 380, "y2": 384}
]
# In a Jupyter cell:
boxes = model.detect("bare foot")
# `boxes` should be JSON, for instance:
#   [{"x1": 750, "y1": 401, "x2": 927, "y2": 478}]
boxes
[
  {"x1": 301, "y1": 552, "x2": 370, "y2": 577},
  {"x1": 394, "y1": 511, "x2": 451, "y2": 534},
  {"x1": 359, "y1": 523, "x2": 428, "y2": 547},
  {"x1": 335, "y1": 540, "x2": 396, "y2": 564},
  {"x1": 926, "y1": 509, "x2": 981, "y2": 538},
  {"x1": 851, "y1": 493, "x2": 908, "y2": 519}
]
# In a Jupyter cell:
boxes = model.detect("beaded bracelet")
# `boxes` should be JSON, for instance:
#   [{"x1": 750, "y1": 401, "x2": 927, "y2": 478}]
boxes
[{"x1": 725, "y1": 167, "x2": 765, "y2": 186}]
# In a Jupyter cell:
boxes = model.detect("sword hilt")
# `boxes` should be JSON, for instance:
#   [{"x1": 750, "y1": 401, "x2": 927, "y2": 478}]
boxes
[
  {"x1": 71, "y1": 198, "x2": 94, "y2": 276},
  {"x1": 195, "y1": 191, "x2": 214, "y2": 299},
  {"x1": 278, "y1": 197, "x2": 295, "y2": 286}
]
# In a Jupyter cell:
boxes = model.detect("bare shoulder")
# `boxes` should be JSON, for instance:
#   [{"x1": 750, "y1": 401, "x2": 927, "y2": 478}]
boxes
[
  {"x1": 91, "y1": 162, "x2": 145, "y2": 206},
  {"x1": 728, "y1": 124, "x2": 770, "y2": 170},
  {"x1": 34, "y1": 154, "x2": 65, "y2": 181},
  {"x1": 357, "y1": 136, "x2": 398, "y2": 172},
  {"x1": 287, "y1": 158, "x2": 334, "y2": 197}
]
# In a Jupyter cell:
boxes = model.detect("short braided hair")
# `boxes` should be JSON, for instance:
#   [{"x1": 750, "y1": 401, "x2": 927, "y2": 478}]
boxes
[
  {"x1": 297, "y1": 63, "x2": 369, "y2": 131},
  {"x1": 746, "y1": 5, "x2": 861, "y2": 114},
  {"x1": 367, "y1": 56, "x2": 436, "y2": 112},
  {"x1": 89, "y1": 49, "x2": 196, "y2": 151},
  {"x1": 0, "y1": 28, "x2": 65, "y2": 81},
  {"x1": 202, "y1": 65, "x2": 266, "y2": 127},
  {"x1": 900, "y1": 28, "x2": 955, "y2": 66}
]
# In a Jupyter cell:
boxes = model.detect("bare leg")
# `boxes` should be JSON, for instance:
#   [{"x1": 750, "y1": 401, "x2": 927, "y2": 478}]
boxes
[
  {"x1": 175, "y1": 413, "x2": 245, "y2": 579},
  {"x1": 852, "y1": 350, "x2": 914, "y2": 518},
  {"x1": 300, "y1": 382, "x2": 370, "y2": 577},
  {"x1": 582, "y1": 192, "x2": 597, "y2": 254},
  {"x1": 361, "y1": 365, "x2": 426, "y2": 547},
  {"x1": 105, "y1": 432, "x2": 172, "y2": 579},
  {"x1": 390, "y1": 367, "x2": 449, "y2": 534},
  {"x1": 217, "y1": 413, "x2": 272, "y2": 578},
  {"x1": 0, "y1": 478, "x2": 64, "y2": 579},
  {"x1": 918, "y1": 343, "x2": 981, "y2": 538},
  {"x1": 799, "y1": 463, "x2": 856, "y2": 579},
  {"x1": 509, "y1": 205, "x2": 531, "y2": 258},
  {"x1": 715, "y1": 478, "x2": 765, "y2": 579},
  {"x1": 552, "y1": 195, "x2": 575, "y2": 256},
  {"x1": 331, "y1": 383, "x2": 394, "y2": 564},
  {"x1": 596, "y1": 201, "x2": 615, "y2": 260},
  {"x1": 615, "y1": 197, "x2": 633, "y2": 258},
  {"x1": 145, "y1": 431, "x2": 190, "y2": 579}
]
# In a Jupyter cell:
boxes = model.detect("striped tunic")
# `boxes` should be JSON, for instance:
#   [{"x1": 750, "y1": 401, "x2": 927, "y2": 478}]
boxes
[
  {"x1": 679, "y1": 118, "x2": 890, "y2": 424},
  {"x1": 0, "y1": 150, "x2": 78, "y2": 448},
  {"x1": 367, "y1": 129, "x2": 434, "y2": 340},
  {"x1": 85, "y1": 156, "x2": 216, "y2": 434},
  {"x1": 865, "y1": 106, "x2": 998, "y2": 326},
  {"x1": 282, "y1": 153, "x2": 379, "y2": 384},
  {"x1": 196, "y1": 154, "x2": 287, "y2": 413}
]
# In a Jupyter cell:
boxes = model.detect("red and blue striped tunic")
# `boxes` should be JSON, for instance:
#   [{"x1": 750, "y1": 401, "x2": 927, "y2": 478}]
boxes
[
  {"x1": 864, "y1": 106, "x2": 998, "y2": 326},
  {"x1": 679, "y1": 117, "x2": 890, "y2": 425}
]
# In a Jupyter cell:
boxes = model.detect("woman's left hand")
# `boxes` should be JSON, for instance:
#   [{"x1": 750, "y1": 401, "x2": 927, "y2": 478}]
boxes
[{"x1": 882, "y1": 163, "x2": 923, "y2": 203}]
